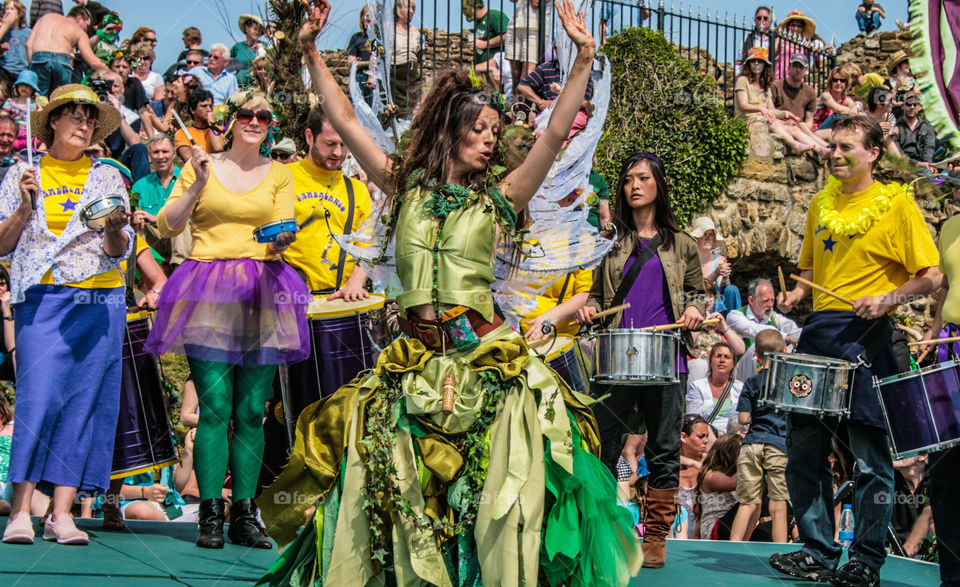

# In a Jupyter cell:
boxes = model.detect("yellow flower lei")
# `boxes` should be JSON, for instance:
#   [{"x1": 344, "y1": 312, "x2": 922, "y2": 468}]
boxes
[{"x1": 817, "y1": 177, "x2": 907, "y2": 237}]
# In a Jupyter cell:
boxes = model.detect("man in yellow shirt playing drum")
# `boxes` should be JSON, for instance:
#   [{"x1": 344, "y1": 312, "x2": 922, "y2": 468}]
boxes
[
  {"x1": 771, "y1": 115, "x2": 940, "y2": 587},
  {"x1": 283, "y1": 106, "x2": 372, "y2": 301}
]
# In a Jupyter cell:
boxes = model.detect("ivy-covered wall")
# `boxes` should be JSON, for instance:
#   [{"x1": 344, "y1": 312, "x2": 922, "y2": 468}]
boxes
[{"x1": 595, "y1": 27, "x2": 749, "y2": 226}]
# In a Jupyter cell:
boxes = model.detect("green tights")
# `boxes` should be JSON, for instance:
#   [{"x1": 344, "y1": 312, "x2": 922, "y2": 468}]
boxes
[{"x1": 188, "y1": 358, "x2": 276, "y2": 501}]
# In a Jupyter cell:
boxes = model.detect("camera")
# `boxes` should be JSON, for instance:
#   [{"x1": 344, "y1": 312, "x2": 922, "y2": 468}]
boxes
[{"x1": 87, "y1": 77, "x2": 112, "y2": 101}]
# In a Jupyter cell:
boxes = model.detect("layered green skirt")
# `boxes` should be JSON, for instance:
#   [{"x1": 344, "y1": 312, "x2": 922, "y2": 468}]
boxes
[{"x1": 258, "y1": 323, "x2": 641, "y2": 586}]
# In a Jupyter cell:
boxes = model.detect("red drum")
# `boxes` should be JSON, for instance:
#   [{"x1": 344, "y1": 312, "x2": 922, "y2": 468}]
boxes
[
  {"x1": 875, "y1": 360, "x2": 960, "y2": 459},
  {"x1": 111, "y1": 313, "x2": 179, "y2": 479}
]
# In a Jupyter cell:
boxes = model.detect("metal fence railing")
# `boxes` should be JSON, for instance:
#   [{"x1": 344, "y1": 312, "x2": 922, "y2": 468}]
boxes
[{"x1": 376, "y1": 0, "x2": 836, "y2": 116}]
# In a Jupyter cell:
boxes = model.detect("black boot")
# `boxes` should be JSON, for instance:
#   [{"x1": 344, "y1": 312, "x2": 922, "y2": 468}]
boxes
[
  {"x1": 227, "y1": 498, "x2": 272, "y2": 549},
  {"x1": 196, "y1": 498, "x2": 225, "y2": 549}
]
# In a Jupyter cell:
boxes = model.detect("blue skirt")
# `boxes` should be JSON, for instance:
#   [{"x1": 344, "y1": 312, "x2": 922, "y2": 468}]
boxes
[{"x1": 8, "y1": 285, "x2": 125, "y2": 495}]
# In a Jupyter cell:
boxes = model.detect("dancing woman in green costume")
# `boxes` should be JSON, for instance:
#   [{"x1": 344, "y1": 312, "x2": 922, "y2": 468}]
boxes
[{"x1": 257, "y1": 1, "x2": 642, "y2": 585}]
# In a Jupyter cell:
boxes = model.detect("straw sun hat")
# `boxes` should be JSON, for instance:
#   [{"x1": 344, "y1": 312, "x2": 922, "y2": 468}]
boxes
[
  {"x1": 778, "y1": 10, "x2": 816, "y2": 39},
  {"x1": 31, "y1": 84, "x2": 121, "y2": 147}
]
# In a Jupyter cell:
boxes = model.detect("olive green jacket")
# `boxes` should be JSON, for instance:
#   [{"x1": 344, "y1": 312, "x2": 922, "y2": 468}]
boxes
[{"x1": 586, "y1": 229, "x2": 707, "y2": 353}]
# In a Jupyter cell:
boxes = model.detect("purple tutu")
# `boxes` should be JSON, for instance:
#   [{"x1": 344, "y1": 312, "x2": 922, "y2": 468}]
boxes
[{"x1": 144, "y1": 259, "x2": 310, "y2": 366}]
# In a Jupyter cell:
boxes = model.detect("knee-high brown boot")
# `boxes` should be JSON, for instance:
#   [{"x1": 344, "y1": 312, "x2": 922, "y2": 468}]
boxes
[{"x1": 642, "y1": 486, "x2": 678, "y2": 568}]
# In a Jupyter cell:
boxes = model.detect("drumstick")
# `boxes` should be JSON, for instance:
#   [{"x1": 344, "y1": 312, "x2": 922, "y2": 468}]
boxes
[
  {"x1": 777, "y1": 266, "x2": 787, "y2": 295},
  {"x1": 643, "y1": 318, "x2": 721, "y2": 332},
  {"x1": 790, "y1": 274, "x2": 854, "y2": 307},
  {"x1": 591, "y1": 303, "x2": 630, "y2": 321},
  {"x1": 170, "y1": 108, "x2": 208, "y2": 169},
  {"x1": 907, "y1": 336, "x2": 960, "y2": 347},
  {"x1": 916, "y1": 347, "x2": 934, "y2": 364},
  {"x1": 25, "y1": 97, "x2": 35, "y2": 210}
]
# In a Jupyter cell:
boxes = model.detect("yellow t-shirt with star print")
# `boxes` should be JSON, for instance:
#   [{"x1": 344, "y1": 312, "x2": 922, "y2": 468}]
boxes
[
  {"x1": 798, "y1": 179, "x2": 938, "y2": 312},
  {"x1": 38, "y1": 156, "x2": 125, "y2": 289},
  {"x1": 282, "y1": 158, "x2": 372, "y2": 292}
]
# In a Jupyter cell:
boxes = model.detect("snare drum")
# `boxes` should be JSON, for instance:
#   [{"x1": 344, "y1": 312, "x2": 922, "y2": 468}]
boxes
[
  {"x1": 530, "y1": 335, "x2": 589, "y2": 393},
  {"x1": 79, "y1": 194, "x2": 125, "y2": 230},
  {"x1": 875, "y1": 361, "x2": 960, "y2": 458},
  {"x1": 592, "y1": 329, "x2": 680, "y2": 386},
  {"x1": 111, "y1": 312, "x2": 179, "y2": 479},
  {"x1": 254, "y1": 219, "x2": 298, "y2": 243},
  {"x1": 280, "y1": 294, "x2": 386, "y2": 421},
  {"x1": 762, "y1": 352, "x2": 856, "y2": 418}
]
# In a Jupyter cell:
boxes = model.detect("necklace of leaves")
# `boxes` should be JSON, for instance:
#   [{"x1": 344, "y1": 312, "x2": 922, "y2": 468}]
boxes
[{"x1": 359, "y1": 369, "x2": 511, "y2": 569}]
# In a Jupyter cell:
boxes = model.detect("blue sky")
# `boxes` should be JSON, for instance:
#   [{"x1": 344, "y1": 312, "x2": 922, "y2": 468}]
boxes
[{"x1": 114, "y1": 0, "x2": 910, "y2": 72}]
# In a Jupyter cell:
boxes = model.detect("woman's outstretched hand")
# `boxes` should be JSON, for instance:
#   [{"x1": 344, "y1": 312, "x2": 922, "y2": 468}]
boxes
[
  {"x1": 299, "y1": 0, "x2": 331, "y2": 49},
  {"x1": 554, "y1": 0, "x2": 596, "y2": 55}
]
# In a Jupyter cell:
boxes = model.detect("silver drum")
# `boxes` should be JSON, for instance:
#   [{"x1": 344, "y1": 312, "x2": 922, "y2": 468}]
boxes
[
  {"x1": 762, "y1": 352, "x2": 855, "y2": 418},
  {"x1": 79, "y1": 194, "x2": 125, "y2": 229},
  {"x1": 592, "y1": 329, "x2": 679, "y2": 386}
]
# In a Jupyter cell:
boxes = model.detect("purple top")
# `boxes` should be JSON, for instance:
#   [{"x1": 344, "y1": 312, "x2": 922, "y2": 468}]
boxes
[{"x1": 619, "y1": 238, "x2": 688, "y2": 373}]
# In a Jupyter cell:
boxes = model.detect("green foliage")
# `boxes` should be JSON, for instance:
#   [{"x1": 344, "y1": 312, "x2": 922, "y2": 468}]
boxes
[{"x1": 596, "y1": 27, "x2": 748, "y2": 226}]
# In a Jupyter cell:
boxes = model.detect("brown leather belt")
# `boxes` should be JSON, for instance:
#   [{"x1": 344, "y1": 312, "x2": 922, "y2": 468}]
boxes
[{"x1": 398, "y1": 309, "x2": 503, "y2": 352}]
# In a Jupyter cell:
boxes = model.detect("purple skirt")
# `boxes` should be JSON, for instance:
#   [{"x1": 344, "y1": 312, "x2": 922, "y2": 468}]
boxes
[{"x1": 144, "y1": 259, "x2": 310, "y2": 366}]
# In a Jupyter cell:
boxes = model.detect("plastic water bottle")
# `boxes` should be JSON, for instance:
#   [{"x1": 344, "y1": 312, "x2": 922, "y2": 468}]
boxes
[{"x1": 839, "y1": 504, "x2": 855, "y2": 549}]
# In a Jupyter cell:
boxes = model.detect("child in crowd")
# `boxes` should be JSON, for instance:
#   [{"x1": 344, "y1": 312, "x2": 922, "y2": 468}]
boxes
[
  {"x1": 729, "y1": 329, "x2": 789, "y2": 542},
  {"x1": 0, "y1": 70, "x2": 46, "y2": 151},
  {"x1": 694, "y1": 432, "x2": 742, "y2": 539}
]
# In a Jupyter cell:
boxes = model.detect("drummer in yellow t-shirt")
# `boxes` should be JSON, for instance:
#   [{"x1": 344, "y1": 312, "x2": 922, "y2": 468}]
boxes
[
  {"x1": 283, "y1": 106, "x2": 372, "y2": 301},
  {"x1": 521, "y1": 268, "x2": 592, "y2": 341}
]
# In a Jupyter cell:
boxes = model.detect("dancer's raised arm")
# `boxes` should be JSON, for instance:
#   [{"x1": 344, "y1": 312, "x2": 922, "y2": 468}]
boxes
[
  {"x1": 500, "y1": 0, "x2": 595, "y2": 211},
  {"x1": 299, "y1": 0, "x2": 395, "y2": 195}
]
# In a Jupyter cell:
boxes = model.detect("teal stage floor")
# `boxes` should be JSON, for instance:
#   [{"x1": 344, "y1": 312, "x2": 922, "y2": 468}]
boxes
[{"x1": 0, "y1": 517, "x2": 942, "y2": 585}]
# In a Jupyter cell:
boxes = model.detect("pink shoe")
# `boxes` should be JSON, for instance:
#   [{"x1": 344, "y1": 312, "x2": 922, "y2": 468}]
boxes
[
  {"x1": 3, "y1": 512, "x2": 35, "y2": 544},
  {"x1": 42, "y1": 513, "x2": 88, "y2": 545}
]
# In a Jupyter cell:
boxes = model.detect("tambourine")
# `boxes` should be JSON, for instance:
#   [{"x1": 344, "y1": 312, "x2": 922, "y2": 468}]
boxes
[
  {"x1": 253, "y1": 219, "x2": 298, "y2": 243},
  {"x1": 79, "y1": 194, "x2": 125, "y2": 230}
]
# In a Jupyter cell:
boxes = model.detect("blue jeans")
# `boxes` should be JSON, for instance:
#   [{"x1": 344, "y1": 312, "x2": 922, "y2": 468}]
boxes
[
  {"x1": 119, "y1": 142, "x2": 150, "y2": 183},
  {"x1": 710, "y1": 284, "x2": 742, "y2": 315},
  {"x1": 928, "y1": 446, "x2": 960, "y2": 585},
  {"x1": 856, "y1": 11, "x2": 882, "y2": 33},
  {"x1": 785, "y1": 414, "x2": 894, "y2": 572},
  {"x1": 29, "y1": 51, "x2": 73, "y2": 97}
]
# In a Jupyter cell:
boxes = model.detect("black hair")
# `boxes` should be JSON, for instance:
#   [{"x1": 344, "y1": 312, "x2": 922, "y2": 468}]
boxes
[
  {"x1": 612, "y1": 153, "x2": 679, "y2": 250},
  {"x1": 867, "y1": 85, "x2": 890, "y2": 111},
  {"x1": 305, "y1": 106, "x2": 329, "y2": 136},
  {"x1": 187, "y1": 89, "x2": 213, "y2": 112}
]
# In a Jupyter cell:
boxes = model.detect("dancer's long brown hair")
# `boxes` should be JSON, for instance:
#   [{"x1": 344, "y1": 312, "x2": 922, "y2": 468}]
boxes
[{"x1": 394, "y1": 69, "x2": 506, "y2": 193}]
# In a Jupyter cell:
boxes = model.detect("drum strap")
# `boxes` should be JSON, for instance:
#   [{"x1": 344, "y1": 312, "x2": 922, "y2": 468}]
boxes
[
  {"x1": 556, "y1": 274, "x2": 572, "y2": 306},
  {"x1": 706, "y1": 377, "x2": 735, "y2": 425},
  {"x1": 334, "y1": 177, "x2": 356, "y2": 290},
  {"x1": 605, "y1": 233, "x2": 662, "y2": 326}
]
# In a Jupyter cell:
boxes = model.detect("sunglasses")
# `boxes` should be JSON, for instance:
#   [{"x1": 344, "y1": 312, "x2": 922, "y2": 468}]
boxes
[
  {"x1": 143, "y1": 37, "x2": 157, "y2": 43},
  {"x1": 236, "y1": 108, "x2": 272, "y2": 126},
  {"x1": 831, "y1": 78, "x2": 847, "y2": 84},
  {"x1": 756, "y1": 15, "x2": 769, "y2": 21},
  {"x1": 185, "y1": 60, "x2": 201, "y2": 66},
  {"x1": 904, "y1": 101, "x2": 921, "y2": 107}
]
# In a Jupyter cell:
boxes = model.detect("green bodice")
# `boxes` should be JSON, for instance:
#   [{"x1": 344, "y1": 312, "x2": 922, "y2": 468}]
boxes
[{"x1": 395, "y1": 186, "x2": 497, "y2": 321}]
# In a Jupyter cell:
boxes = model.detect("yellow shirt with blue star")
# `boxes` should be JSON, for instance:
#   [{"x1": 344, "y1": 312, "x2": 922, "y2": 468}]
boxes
[
  {"x1": 282, "y1": 158, "x2": 372, "y2": 291},
  {"x1": 798, "y1": 179, "x2": 938, "y2": 312},
  {"x1": 39, "y1": 155, "x2": 125, "y2": 289}
]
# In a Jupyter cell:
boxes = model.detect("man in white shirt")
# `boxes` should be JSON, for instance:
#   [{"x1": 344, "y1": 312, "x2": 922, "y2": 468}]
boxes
[{"x1": 727, "y1": 278, "x2": 802, "y2": 380}]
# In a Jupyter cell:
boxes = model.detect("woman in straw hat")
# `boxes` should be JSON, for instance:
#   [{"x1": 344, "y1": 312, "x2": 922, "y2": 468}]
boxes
[
  {"x1": 0, "y1": 83, "x2": 132, "y2": 546},
  {"x1": 143, "y1": 88, "x2": 309, "y2": 550},
  {"x1": 774, "y1": 10, "x2": 831, "y2": 79},
  {"x1": 232, "y1": 14, "x2": 266, "y2": 88}
]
